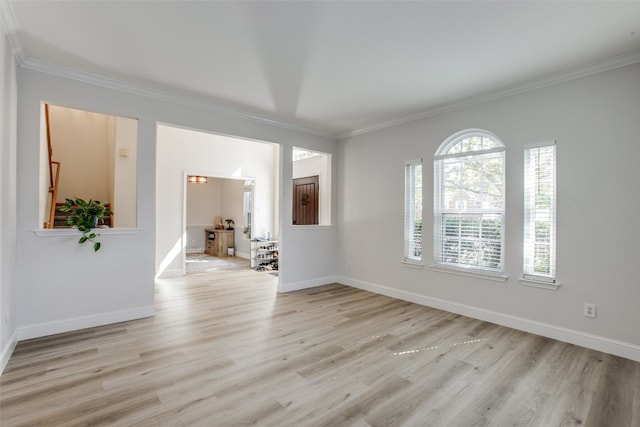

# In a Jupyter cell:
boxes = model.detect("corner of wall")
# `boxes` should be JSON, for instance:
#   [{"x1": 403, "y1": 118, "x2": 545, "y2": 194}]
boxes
[{"x1": 0, "y1": 330, "x2": 17, "y2": 375}]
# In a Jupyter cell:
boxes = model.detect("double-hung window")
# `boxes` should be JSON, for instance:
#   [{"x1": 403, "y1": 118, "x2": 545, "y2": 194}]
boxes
[
  {"x1": 404, "y1": 159, "x2": 423, "y2": 264},
  {"x1": 434, "y1": 130, "x2": 505, "y2": 273},
  {"x1": 523, "y1": 142, "x2": 556, "y2": 282}
]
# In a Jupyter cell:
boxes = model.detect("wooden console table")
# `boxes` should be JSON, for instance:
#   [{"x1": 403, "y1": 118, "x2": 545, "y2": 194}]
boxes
[{"x1": 204, "y1": 229, "x2": 234, "y2": 257}]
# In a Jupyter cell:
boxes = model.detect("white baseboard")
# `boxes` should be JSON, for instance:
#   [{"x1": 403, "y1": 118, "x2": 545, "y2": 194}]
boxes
[
  {"x1": 17, "y1": 306, "x2": 156, "y2": 341},
  {"x1": 337, "y1": 276, "x2": 640, "y2": 363},
  {"x1": 0, "y1": 330, "x2": 18, "y2": 375},
  {"x1": 186, "y1": 248, "x2": 204, "y2": 254},
  {"x1": 280, "y1": 276, "x2": 340, "y2": 293}
]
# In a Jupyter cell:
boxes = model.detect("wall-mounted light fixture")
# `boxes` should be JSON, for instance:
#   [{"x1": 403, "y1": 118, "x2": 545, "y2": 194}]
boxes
[{"x1": 187, "y1": 175, "x2": 208, "y2": 184}]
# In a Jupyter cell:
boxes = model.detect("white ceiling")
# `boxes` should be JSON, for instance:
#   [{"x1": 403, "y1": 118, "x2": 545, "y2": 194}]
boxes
[{"x1": 6, "y1": 1, "x2": 640, "y2": 138}]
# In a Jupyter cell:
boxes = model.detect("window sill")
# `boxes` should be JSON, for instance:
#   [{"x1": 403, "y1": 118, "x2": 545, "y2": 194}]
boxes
[
  {"x1": 519, "y1": 277, "x2": 560, "y2": 290},
  {"x1": 34, "y1": 228, "x2": 140, "y2": 237},
  {"x1": 290, "y1": 225, "x2": 332, "y2": 230},
  {"x1": 401, "y1": 259, "x2": 424, "y2": 269},
  {"x1": 430, "y1": 264, "x2": 508, "y2": 282}
]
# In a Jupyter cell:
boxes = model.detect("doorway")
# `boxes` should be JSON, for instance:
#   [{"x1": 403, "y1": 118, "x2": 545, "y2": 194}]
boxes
[
  {"x1": 292, "y1": 176, "x2": 319, "y2": 225},
  {"x1": 155, "y1": 124, "x2": 280, "y2": 279},
  {"x1": 184, "y1": 175, "x2": 253, "y2": 274}
]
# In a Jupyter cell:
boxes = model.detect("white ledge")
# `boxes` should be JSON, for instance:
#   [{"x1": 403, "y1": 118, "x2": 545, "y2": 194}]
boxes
[
  {"x1": 401, "y1": 260, "x2": 424, "y2": 269},
  {"x1": 519, "y1": 278, "x2": 560, "y2": 290},
  {"x1": 34, "y1": 228, "x2": 140, "y2": 237},
  {"x1": 430, "y1": 264, "x2": 508, "y2": 282},
  {"x1": 290, "y1": 225, "x2": 333, "y2": 230}
]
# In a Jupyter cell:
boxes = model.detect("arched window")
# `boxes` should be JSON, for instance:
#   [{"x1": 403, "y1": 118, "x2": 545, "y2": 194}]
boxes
[{"x1": 434, "y1": 129, "x2": 505, "y2": 273}]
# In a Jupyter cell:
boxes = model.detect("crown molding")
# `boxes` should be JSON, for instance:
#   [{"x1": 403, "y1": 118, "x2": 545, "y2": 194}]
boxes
[
  {"x1": 20, "y1": 57, "x2": 336, "y2": 140},
  {"x1": 340, "y1": 48, "x2": 640, "y2": 140},
  {"x1": 0, "y1": 0, "x2": 25, "y2": 64},
  {"x1": 11, "y1": 21, "x2": 640, "y2": 143}
]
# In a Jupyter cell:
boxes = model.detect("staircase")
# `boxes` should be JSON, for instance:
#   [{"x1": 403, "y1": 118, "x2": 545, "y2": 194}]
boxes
[
  {"x1": 52, "y1": 203, "x2": 113, "y2": 229},
  {"x1": 44, "y1": 104, "x2": 113, "y2": 229}
]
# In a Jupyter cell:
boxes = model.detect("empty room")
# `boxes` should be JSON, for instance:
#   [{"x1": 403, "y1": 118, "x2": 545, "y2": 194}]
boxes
[{"x1": 1, "y1": 1, "x2": 639, "y2": 426}]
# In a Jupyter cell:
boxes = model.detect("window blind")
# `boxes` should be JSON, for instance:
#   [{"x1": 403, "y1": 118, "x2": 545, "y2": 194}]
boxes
[
  {"x1": 523, "y1": 143, "x2": 556, "y2": 281},
  {"x1": 404, "y1": 159, "x2": 422, "y2": 263},
  {"x1": 434, "y1": 132, "x2": 505, "y2": 272}
]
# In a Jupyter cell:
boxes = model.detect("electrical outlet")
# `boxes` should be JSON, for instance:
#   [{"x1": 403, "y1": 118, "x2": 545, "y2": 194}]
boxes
[
  {"x1": 347, "y1": 261, "x2": 352, "y2": 269},
  {"x1": 584, "y1": 303, "x2": 596, "y2": 318}
]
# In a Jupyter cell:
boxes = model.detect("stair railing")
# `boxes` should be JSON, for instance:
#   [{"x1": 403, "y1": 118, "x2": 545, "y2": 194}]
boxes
[
  {"x1": 45, "y1": 104, "x2": 61, "y2": 229},
  {"x1": 47, "y1": 161, "x2": 61, "y2": 228}
]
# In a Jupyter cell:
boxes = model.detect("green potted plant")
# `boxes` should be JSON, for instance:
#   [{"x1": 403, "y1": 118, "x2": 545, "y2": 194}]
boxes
[
  {"x1": 59, "y1": 197, "x2": 113, "y2": 251},
  {"x1": 225, "y1": 218, "x2": 235, "y2": 230}
]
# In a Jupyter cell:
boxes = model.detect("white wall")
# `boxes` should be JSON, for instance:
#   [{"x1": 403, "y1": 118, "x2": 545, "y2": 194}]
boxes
[
  {"x1": 39, "y1": 106, "x2": 137, "y2": 228},
  {"x1": 281, "y1": 141, "x2": 339, "y2": 291},
  {"x1": 0, "y1": 16, "x2": 18, "y2": 373},
  {"x1": 15, "y1": 65, "x2": 336, "y2": 343},
  {"x1": 156, "y1": 125, "x2": 277, "y2": 276},
  {"x1": 112, "y1": 116, "x2": 138, "y2": 228},
  {"x1": 338, "y1": 62, "x2": 640, "y2": 361},
  {"x1": 221, "y1": 178, "x2": 247, "y2": 255},
  {"x1": 186, "y1": 179, "x2": 222, "y2": 226},
  {"x1": 185, "y1": 178, "x2": 222, "y2": 252},
  {"x1": 16, "y1": 72, "x2": 156, "y2": 340},
  {"x1": 47, "y1": 105, "x2": 111, "y2": 203}
]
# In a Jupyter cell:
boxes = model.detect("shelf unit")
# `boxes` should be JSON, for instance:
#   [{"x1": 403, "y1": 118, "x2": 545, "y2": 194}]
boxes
[{"x1": 250, "y1": 240, "x2": 279, "y2": 269}]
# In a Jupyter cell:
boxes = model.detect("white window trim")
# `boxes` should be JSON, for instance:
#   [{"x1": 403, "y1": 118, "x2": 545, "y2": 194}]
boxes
[
  {"x1": 519, "y1": 277, "x2": 560, "y2": 290},
  {"x1": 430, "y1": 264, "x2": 508, "y2": 282},
  {"x1": 523, "y1": 141, "x2": 556, "y2": 283},
  {"x1": 402, "y1": 258, "x2": 424, "y2": 268},
  {"x1": 291, "y1": 225, "x2": 333, "y2": 230},
  {"x1": 34, "y1": 228, "x2": 140, "y2": 236},
  {"x1": 435, "y1": 128, "x2": 504, "y2": 157},
  {"x1": 404, "y1": 158, "x2": 423, "y2": 264},
  {"x1": 434, "y1": 129, "x2": 506, "y2": 273}
]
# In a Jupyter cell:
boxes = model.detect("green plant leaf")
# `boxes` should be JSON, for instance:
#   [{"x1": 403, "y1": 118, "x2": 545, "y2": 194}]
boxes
[{"x1": 62, "y1": 197, "x2": 110, "y2": 252}]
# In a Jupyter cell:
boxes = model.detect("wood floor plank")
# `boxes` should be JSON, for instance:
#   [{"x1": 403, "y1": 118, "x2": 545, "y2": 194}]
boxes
[
  {"x1": 1, "y1": 269, "x2": 639, "y2": 426},
  {"x1": 585, "y1": 354, "x2": 638, "y2": 426},
  {"x1": 364, "y1": 358, "x2": 475, "y2": 427}
]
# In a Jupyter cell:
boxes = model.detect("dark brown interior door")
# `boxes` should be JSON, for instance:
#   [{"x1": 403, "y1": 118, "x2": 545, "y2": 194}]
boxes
[{"x1": 292, "y1": 176, "x2": 319, "y2": 225}]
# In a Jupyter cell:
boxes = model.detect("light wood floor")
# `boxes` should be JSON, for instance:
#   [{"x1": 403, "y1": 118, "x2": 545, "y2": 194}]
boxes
[{"x1": 1, "y1": 269, "x2": 639, "y2": 426}]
